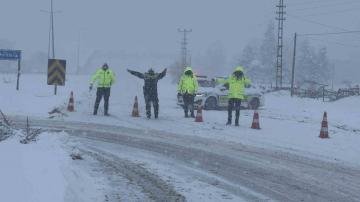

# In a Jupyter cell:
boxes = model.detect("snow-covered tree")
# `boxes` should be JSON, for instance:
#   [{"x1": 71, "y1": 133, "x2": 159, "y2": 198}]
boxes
[
  {"x1": 296, "y1": 40, "x2": 332, "y2": 86},
  {"x1": 168, "y1": 61, "x2": 183, "y2": 83},
  {"x1": 259, "y1": 22, "x2": 277, "y2": 83},
  {"x1": 235, "y1": 22, "x2": 278, "y2": 84},
  {"x1": 239, "y1": 43, "x2": 257, "y2": 69},
  {"x1": 296, "y1": 39, "x2": 316, "y2": 85},
  {"x1": 196, "y1": 42, "x2": 227, "y2": 77},
  {"x1": 316, "y1": 47, "x2": 331, "y2": 84},
  {"x1": 282, "y1": 40, "x2": 293, "y2": 85},
  {"x1": 238, "y1": 43, "x2": 259, "y2": 79}
]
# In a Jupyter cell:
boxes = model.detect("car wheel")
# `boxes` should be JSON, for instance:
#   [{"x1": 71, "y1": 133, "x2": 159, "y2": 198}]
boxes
[
  {"x1": 249, "y1": 98, "x2": 260, "y2": 109},
  {"x1": 205, "y1": 97, "x2": 217, "y2": 110}
]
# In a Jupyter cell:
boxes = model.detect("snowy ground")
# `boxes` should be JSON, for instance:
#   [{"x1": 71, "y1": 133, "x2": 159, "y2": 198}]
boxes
[
  {"x1": 0, "y1": 132, "x2": 109, "y2": 202},
  {"x1": 1, "y1": 72, "x2": 360, "y2": 201}
]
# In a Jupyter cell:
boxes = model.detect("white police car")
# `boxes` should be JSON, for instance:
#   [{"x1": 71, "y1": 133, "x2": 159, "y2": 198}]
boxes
[{"x1": 177, "y1": 76, "x2": 264, "y2": 110}]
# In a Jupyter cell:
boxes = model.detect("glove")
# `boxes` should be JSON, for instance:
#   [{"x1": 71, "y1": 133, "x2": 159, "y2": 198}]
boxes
[{"x1": 89, "y1": 84, "x2": 93, "y2": 91}]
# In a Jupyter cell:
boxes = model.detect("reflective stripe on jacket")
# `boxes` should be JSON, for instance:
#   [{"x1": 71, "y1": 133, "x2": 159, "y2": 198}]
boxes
[{"x1": 178, "y1": 75, "x2": 198, "y2": 95}]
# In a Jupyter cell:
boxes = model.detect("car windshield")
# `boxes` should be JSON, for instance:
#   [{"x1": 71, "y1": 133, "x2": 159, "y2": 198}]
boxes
[{"x1": 198, "y1": 80, "x2": 215, "y2": 87}]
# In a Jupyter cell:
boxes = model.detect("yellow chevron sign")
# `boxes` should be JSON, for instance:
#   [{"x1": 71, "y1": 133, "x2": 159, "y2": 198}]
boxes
[{"x1": 47, "y1": 59, "x2": 66, "y2": 86}]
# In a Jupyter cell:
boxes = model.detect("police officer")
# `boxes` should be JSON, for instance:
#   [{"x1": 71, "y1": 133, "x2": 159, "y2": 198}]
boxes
[
  {"x1": 127, "y1": 68, "x2": 167, "y2": 119},
  {"x1": 222, "y1": 66, "x2": 251, "y2": 126},
  {"x1": 178, "y1": 67, "x2": 199, "y2": 118},
  {"x1": 90, "y1": 63, "x2": 116, "y2": 116}
]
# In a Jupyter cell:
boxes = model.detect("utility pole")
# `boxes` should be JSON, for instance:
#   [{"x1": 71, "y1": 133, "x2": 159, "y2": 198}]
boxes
[
  {"x1": 275, "y1": 0, "x2": 286, "y2": 89},
  {"x1": 41, "y1": 0, "x2": 58, "y2": 95},
  {"x1": 50, "y1": 0, "x2": 55, "y2": 60},
  {"x1": 76, "y1": 31, "x2": 81, "y2": 75},
  {"x1": 50, "y1": 0, "x2": 57, "y2": 95},
  {"x1": 178, "y1": 29, "x2": 192, "y2": 68},
  {"x1": 291, "y1": 32, "x2": 297, "y2": 97}
]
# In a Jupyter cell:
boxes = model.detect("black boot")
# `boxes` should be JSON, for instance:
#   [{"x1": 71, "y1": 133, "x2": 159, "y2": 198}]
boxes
[
  {"x1": 93, "y1": 101, "x2": 100, "y2": 115},
  {"x1": 235, "y1": 110, "x2": 240, "y2": 126},
  {"x1": 93, "y1": 106, "x2": 98, "y2": 115},
  {"x1": 104, "y1": 106, "x2": 110, "y2": 116},
  {"x1": 104, "y1": 103, "x2": 109, "y2": 116},
  {"x1": 227, "y1": 112, "x2": 232, "y2": 126},
  {"x1": 146, "y1": 108, "x2": 151, "y2": 119},
  {"x1": 146, "y1": 102, "x2": 151, "y2": 119},
  {"x1": 226, "y1": 119, "x2": 231, "y2": 126},
  {"x1": 154, "y1": 103, "x2": 159, "y2": 119}
]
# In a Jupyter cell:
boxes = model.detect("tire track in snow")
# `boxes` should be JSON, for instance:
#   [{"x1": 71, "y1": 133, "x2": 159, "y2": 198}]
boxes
[
  {"x1": 79, "y1": 147, "x2": 186, "y2": 202},
  {"x1": 12, "y1": 117, "x2": 360, "y2": 202}
]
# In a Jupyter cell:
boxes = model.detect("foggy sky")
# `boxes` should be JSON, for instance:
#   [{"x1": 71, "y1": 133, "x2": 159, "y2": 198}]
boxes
[{"x1": 0, "y1": 0, "x2": 359, "y2": 81}]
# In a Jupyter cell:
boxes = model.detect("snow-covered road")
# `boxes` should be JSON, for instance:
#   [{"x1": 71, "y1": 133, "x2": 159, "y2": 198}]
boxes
[
  {"x1": 2, "y1": 74, "x2": 360, "y2": 201},
  {"x1": 12, "y1": 117, "x2": 360, "y2": 202}
]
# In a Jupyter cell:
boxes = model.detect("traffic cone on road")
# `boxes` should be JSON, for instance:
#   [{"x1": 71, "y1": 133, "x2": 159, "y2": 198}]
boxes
[
  {"x1": 195, "y1": 105, "x2": 204, "y2": 122},
  {"x1": 319, "y1": 112, "x2": 329, "y2": 139},
  {"x1": 251, "y1": 110, "x2": 261, "y2": 129},
  {"x1": 132, "y1": 96, "x2": 140, "y2": 117},
  {"x1": 67, "y1": 91, "x2": 75, "y2": 112}
]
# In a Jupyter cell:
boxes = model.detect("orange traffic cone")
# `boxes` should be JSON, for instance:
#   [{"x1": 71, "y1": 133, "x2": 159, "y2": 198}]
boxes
[
  {"x1": 251, "y1": 110, "x2": 261, "y2": 129},
  {"x1": 319, "y1": 112, "x2": 329, "y2": 139},
  {"x1": 132, "y1": 96, "x2": 140, "y2": 117},
  {"x1": 195, "y1": 105, "x2": 204, "y2": 122},
  {"x1": 67, "y1": 91, "x2": 75, "y2": 112}
]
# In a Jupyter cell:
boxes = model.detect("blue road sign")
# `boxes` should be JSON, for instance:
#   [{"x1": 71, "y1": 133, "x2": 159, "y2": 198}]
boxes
[{"x1": 0, "y1": 49, "x2": 21, "y2": 60}]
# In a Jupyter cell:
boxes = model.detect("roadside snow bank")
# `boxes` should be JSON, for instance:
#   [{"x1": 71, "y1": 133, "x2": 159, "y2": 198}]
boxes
[
  {"x1": 265, "y1": 90, "x2": 360, "y2": 127},
  {"x1": 0, "y1": 134, "x2": 68, "y2": 202}
]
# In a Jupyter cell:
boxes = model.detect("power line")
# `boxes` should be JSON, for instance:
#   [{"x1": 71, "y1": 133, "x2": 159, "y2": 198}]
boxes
[
  {"x1": 289, "y1": 0, "x2": 354, "y2": 7},
  {"x1": 305, "y1": 37, "x2": 360, "y2": 48},
  {"x1": 287, "y1": 14, "x2": 360, "y2": 42},
  {"x1": 299, "y1": 30, "x2": 360, "y2": 36},
  {"x1": 287, "y1": 14, "x2": 350, "y2": 31},
  {"x1": 288, "y1": 0, "x2": 360, "y2": 12},
  {"x1": 300, "y1": 7, "x2": 360, "y2": 17}
]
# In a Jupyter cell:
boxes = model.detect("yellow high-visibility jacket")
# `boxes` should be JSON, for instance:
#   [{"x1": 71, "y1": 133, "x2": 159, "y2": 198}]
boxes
[
  {"x1": 90, "y1": 68, "x2": 116, "y2": 88},
  {"x1": 177, "y1": 67, "x2": 199, "y2": 95},
  {"x1": 222, "y1": 66, "x2": 252, "y2": 99}
]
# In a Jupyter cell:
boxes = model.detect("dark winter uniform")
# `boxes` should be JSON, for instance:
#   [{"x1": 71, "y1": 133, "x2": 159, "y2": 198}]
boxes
[{"x1": 127, "y1": 68, "x2": 167, "y2": 119}]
